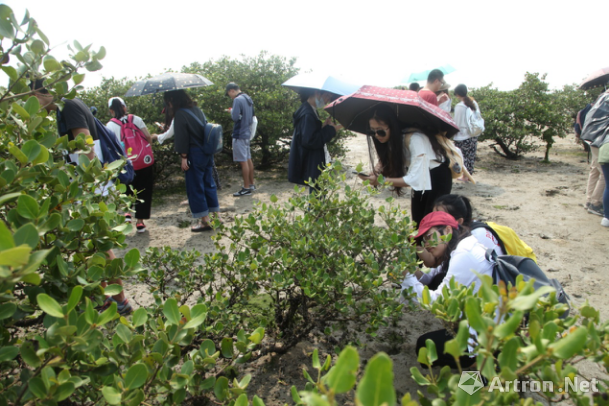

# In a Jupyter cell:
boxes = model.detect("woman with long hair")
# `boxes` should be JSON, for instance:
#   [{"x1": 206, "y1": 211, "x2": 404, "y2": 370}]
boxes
[
  {"x1": 288, "y1": 89, "x2": 342, "y2": 192},
  {"x1": 106, "y1": 97, "x2": 154, "y2": 233},
  {"x1": 403, "y1": 211, "x2": 494, "y2": 368},
  {"x1": 453, "y1": 84, "x2": 481, "y2": 174},
  {"x1": 163, "y1": 90, "x2": 219, "y2": 232},
  {"x1": 359, "y1": 104, "x2": 452, "y2": 225}
]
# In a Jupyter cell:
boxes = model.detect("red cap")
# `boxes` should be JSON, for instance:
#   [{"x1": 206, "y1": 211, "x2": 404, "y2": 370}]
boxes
[{"x1": 413, "y1": 211, "x2": 459, "y2": 240}]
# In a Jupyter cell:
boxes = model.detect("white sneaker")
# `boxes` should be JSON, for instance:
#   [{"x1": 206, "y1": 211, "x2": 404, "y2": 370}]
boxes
[
  {"x1": 249, "y1": 184, "x2": 256, "y2": 191},
  {"x1": 602, "y1": 218, "x2": 609, "y2": 227}
]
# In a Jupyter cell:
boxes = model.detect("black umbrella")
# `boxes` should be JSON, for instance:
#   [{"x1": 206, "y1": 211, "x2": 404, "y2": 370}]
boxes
[{"x1": 124, "y1": 73, "x2": 214, "y2": 97}]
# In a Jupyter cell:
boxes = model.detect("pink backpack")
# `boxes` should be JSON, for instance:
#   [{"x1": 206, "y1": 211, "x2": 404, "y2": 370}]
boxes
[{"x1": 111, "y1": 115, "x2": 154, "y2": 171}]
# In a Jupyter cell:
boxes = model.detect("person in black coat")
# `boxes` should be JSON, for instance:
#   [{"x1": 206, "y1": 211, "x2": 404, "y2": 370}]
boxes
[{"x1": 288, "y1": 89, "x2": 342, "y2": 190}]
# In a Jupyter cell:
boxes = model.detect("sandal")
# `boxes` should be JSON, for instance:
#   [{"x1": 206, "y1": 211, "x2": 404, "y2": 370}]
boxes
[{"x1": 191, "y1": 222, "x2": 213, "y2": 232}]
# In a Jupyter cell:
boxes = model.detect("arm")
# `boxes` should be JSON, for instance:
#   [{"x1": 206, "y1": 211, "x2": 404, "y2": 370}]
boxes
[
  {"x1": 300, "y1": 115, "x2": 338, "y2": 150},
  {"x1": 231, "y1": 98, "x2": 242, "y2": 122},
  {"x1": 71, "y1": 127, "x2": 95, "y2": 160},
  {"x1": 154, "y1": 120, "x2": 175, "y2": 144},
  {"x1": 141, "y1": 126, "x2": 152, "y2": 143}
]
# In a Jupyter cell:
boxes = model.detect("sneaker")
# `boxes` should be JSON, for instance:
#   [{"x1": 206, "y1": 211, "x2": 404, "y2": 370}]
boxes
[
  {"x1": 124, "y1": 213, "x2": 132, "y2": 223},
  {"x1": 116, "y1": 299, "x2": 133, "y2": 315},
  {"x1": 233, "y1": 187, "x2": 252, "y2": 197},
  {"x1": 583, "y1": 202, "x2": 590, "y2": 210},
  {"x1": 602, "y1": 218, "x2": 609, "y2": 227},
  {"x1": 249, "y1": 184, "x2": 256, "y2": 191},
  {"x1": 136, "y1": 222, "x2": 146, "y2": 233},
  {"x1": 588, "y1": 204, "x2": 604, "y2": 217}
]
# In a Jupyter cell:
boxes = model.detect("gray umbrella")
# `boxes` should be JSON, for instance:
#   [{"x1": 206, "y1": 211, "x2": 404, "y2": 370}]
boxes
[{"x1": 124, "y1": 72, "x2": 214, "y2": 97}]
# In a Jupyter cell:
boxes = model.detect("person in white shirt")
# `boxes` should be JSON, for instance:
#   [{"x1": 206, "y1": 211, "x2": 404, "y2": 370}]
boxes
[
  {"x1": 357, "y1": 104, "x2": 452, "y2": 225},
  {"x1": 453, "y1": 84, "x2": 481, "y2": 174},
  {"x1": 436, "y1": 82, "x2": 452, "y2": 113},
  {"x1": 402, "y1": 211, "x2": 494, "y2": 368}
]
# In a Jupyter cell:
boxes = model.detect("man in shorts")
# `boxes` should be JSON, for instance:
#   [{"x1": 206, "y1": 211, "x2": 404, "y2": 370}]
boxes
[{"x1": 226, "y1": 82, "x2": 256, "y2": 197}]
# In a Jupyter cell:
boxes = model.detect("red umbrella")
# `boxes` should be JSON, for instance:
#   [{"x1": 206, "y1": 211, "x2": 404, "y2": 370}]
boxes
[
  {"x1": 324, "y1": 85, "x2": 459, "y2": 138},
  {"x1": 580, "y1": 67, "x2": 609, "y2": 90}
]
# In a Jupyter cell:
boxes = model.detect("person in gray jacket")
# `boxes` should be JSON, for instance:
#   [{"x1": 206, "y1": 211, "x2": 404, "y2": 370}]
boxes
[{"x1": 226, "y1": 82, "x2": 256, "y2": 196}]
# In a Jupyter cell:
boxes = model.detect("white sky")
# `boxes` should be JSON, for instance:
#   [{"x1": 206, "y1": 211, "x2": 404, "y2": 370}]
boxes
[{"x1": 6, "y1": 0, "x2": 609, "y2": 91}]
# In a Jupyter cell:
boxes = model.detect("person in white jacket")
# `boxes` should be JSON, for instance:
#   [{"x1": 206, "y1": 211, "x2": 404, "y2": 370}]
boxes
[
  {"x1": 402, "y1": 211, "x2": 494, "y2": 368},
  {"x1": 453, "y1": 84, "x2": 481, "y2": 174}
]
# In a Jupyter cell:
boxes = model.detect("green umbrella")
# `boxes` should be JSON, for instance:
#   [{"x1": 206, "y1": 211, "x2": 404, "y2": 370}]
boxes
[{"x1": 402, "y1": 64, "x2": 456, "y2": 84}]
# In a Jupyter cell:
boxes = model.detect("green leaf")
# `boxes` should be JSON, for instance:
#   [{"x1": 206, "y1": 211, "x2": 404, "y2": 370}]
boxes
[
  {"x1": 17, "y1": 194, "x2": 39, "y2": 219},
  {"x1": 0, "y1": 221, "x2": 15, "y2": 250},
  {"x1": 33, "y1": 145, "x2": 50, "y2": 165},
  {"x1": 30, "y1": 39, "x2": 45, "y2": 54},
  {"x1": 36, "y1": 27, "x2": 50, "y2": 45},
  {"x1": 9, "y1": 144, "x2": 28, "y2": 164},
  {"x1": 0, "y1": 18, "x2": 14, "y2": 39},
  {"x1": 299, "y1": 392, "x2": 331, "y2": 406},
  {"x1": 493, "y1": 310, "x2": 524, "y2": 339},
  {"x1": 509, "y1": 286, "x2": 555, "y2": 311},
  {"x1": 116, "y1": 324, "x2": 132, "y2": 344},
  {"x1": 11, "y1": 102, "x2": 30, "y2": 119},
  {"x1": 549, "y1": 327, "x2": 588, "y2": 359},
  {"x1": 21, "y1": 140, "x2": 41, "y2": 162},
  {"x1": 124, "y1": 364, "x2": 148, "y2": 390},
  {"x1": 221, "y1": 337, "x2": 234, "y2": 358},
  {"x1": 29, "y1": 377, "x2": 47, "y2": 399},
  {"x1": 312, "y1": 348, "x2": 320, "y2": 369},
  {"x1": 124, "y1": 248, "x2": 140, "y2": 267},
  {"x1": 464, "y1": 297, "x2": 486, "y2": 333},
  {"x1": 97, "y1": 302, "x2": 117, "y2": 326},
  {"x1": 37, "y1": 293, "x2": 64, "y2": 318},
  {"x1": 200, "y1": 339, "x2": 215, "y2": 356},
  {"x1": 104, "y1": 284, "x2": 123, "y2": 296},
  {"x1": 0, "y1": 346, "x2": 19, "y2": 362},
  {"x1": 248, "y1": 327, "x2": 265, "y2": 345},
  {"x1": 324, "y1": 345, "x2": 359, "y2": 394},
  {"x1": 132, "y1": 308, "x2": 148, "y2": 327},
  {"x1": 55, "y1": 382, "x2": 75, "y2": 401},
  {"x1": 183, "y1": 313, "x2": 205, "y2": 330},
  {"x1": 410, "y1": 367, "x2": 430, "y2": 386},
  {"x1": 43, "y1": 55, "x2": 62, "y2": 71},
  {"x1": 163, "y1": 298, "x2": 180, "y2": 325},
  {"x1": 72, "y1": 73, "x2": 85, "y2": 85},
  {"x1": 101, "y1": 386, "x2": 121, "y2": 405},
  {"x1": 96, "y1": 46, "x2": 106, "y2": 60},
  {"x1": 214, "y1": 376, "x2": 229, "y2": 401},
  {"x1": 24, "y1": 96, "x2": 41, "y2": 116},
  {"x1": 0, "y1": 192, "x2": 21, "y2": 210},
  {"x1": 356, "y1": 353, "x2": 395, "y2": 406},
  {"x1": 13, "y1": 223, "x2": 39, "y2": 249},
  {"x1": 0, "y1": 245, "x2": 31, "y2": 267},
  {"x1": 252, "y1": 395, "x2": 266, "y2": 406},
  {"x1": 234, "y1": 394, "x2": 248, "y2": 406},
  {"x1": 2, "y1": 66, "x2": 17, "y2": 81},
  {"x1": 20, "y1": 341, "x2": 41, "y2": 368},
  {"x1": 85, "y1": 59, "x2": 103, "y2": 72},
  {"x1": 66, "y1": 219, "x2": 85, "y2": 231},
  {"x1": 291, "y1": 386, "x2": 303, "y2": 404},
  {"x1": 497, "y1": 337, "x2": 520, "y2": 379},
  {"x1": 66, "y1": 286, "x2": 83, "y2": 313}
]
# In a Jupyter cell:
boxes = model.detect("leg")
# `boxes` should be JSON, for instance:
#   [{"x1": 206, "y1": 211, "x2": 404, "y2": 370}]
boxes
[
  {"x1": 204, "y1": 157, "x2": 220, "y2": 218},
  {"x1": 212, "y1": 158, "x2": 221, "y2": 190},
  {"x1": 239, "y1": 161, "x2": 251, "y2": 188},
  {"x1": 411, "y1": 190, "x2": 425, "y2": 226},
  {"x1": 132, "y1": 165, "x2": 154, "y2": 221},
  {"x1": 586, "y1": 147, "x2": 603, "y2": 206},
  {"x1": 601, "y1": 163, "x2": 609, "y2": 222},
  {"x1": 232, "y1": 138, "x2": 252, "y2": 196},
  {"x1": 247, "y1": 158, "x2": 255, "y2": 188},
  {"x1": 185, "y1": 148, "x2": 211, "y2": 223}
]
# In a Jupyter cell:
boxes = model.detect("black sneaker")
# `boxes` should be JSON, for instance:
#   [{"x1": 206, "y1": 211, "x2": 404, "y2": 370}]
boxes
[
  {"x1": 588, "y1": 204, "x2": 604, "y2": 217},
  {"x1": 233, "y1": 187, "x2": 252, "y2": 197},
  {"x1": 249, "y1": 184, "x2": 256, "y2": 191}
]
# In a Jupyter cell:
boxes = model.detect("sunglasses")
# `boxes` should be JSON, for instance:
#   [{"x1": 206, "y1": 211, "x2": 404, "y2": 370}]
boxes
[
  {"x1": 422, "y1": 227, "x2": 446, "y2": 243},
  {"x1": 367, "y1": 129, "x2": 388, "y2": 137}
]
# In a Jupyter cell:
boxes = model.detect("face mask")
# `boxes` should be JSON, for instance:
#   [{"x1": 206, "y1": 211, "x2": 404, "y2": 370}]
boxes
[{"x1": 315, "y1": 96, "x2": 326, "y2": 109}]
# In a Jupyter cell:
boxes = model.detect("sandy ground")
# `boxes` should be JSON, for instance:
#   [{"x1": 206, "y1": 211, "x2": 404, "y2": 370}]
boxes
[{"x1": 115, "y1": 134, "x2": 608, "y2": 404}]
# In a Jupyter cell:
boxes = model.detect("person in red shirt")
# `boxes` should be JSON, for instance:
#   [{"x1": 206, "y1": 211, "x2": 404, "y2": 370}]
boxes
[{"x1": 418, "y1": 69, "x2": 445, "y2": 106}]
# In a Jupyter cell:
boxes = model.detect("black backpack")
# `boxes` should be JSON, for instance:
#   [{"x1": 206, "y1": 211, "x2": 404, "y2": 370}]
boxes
[
  {"x1": 92, "y1": 117, "x2": 135, "y2": 184},
  {"x1": 485, "y1": 249, "x2": 570, "y2": 318}
]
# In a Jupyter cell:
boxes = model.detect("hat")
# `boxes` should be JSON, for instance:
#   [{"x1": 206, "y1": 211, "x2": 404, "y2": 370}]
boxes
[
  {"x1": 225, "y1": 82, "x2": 240, "y2": 95},
  {"x1": 413, "y1": 211, "x2": 459, "y2": 241},
  {"x1": 439, "y1": 82, "x2": 451, "y2": 91},
  {"x1": 108, "y1": 97, "x2": 126, "y2": 108}
]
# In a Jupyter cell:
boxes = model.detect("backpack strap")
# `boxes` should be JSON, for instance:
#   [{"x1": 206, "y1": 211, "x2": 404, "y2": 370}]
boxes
[
  {"x1": 127, "y1": 114, "x2": 134, "y2": 125},
  {"x1": 470, "y1": 221, "x2": 507, "y2": 255},
  {"x1": 110, "y1": 118, "x2": 124, "y2": 126}
]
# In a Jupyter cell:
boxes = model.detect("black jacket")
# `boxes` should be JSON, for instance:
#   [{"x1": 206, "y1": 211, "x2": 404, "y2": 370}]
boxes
[{"x1": 288, "y1": 102, "x2": 336, "y2": 186}]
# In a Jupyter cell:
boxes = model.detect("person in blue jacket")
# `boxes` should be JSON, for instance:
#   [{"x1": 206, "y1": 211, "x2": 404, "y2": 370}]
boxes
[{"x1": 288, "y1": 89, "x2": 341, "y2": 191}]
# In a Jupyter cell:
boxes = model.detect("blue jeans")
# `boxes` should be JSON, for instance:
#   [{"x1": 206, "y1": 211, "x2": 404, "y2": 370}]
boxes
[
  {"x1": 185, "y1": 147, "x2": 219, "y2": 218},
  {"x1": 601, "y1": 163, "x2": 609, "y2": 219}
]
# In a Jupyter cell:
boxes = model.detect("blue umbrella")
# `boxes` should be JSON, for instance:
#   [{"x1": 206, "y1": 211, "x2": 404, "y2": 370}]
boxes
[
  {"x1": 402, "y1": 64, "x2": 456, "y2": 84},
  {"x1": 282, "y1": 73, "x2": 361, "y2": 97}
]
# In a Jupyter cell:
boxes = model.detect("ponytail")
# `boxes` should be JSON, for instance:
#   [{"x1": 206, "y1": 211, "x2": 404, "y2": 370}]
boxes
[
  {"x1": 109, "y1": 98, "x2": 127, "y2": 119},
  {"x1": 454, "y1": 84, "x2": 476, "y2": 112}
]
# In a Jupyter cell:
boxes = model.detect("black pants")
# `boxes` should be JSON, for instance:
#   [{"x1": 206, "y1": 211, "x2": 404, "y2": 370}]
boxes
[
  {"x1": 411, "y1": 161, "x2": 452, "y2": 226},
  {"x1": 416, "y1": 329, "x2": 476, "y2": 369},
  {"x1": 127, "y1": 165, "x2": 154, "y2": 220}
]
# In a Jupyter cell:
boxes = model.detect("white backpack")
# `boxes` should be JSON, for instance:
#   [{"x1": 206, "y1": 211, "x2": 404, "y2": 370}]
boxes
[{"x1": 467, "y1": 102, "x2": 485, "y2": 137}]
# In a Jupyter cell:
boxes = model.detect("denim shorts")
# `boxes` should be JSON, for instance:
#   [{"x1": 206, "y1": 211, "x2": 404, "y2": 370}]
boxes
[{"x1": 232, "y1": 138, "x2": 251, "y2": 162}]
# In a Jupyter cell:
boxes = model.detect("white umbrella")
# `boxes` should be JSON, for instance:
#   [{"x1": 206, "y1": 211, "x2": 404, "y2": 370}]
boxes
[{"x1": 282, "y1": 73, "x2": 360, "y2": 96}]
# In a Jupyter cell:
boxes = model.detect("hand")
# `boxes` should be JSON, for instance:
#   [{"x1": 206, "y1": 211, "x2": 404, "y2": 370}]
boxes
[
  {"x1": 154, "y1": 122, "x2": 164, "y2": 131},
  {"x1": 181, "y1": 157, "x2": 189, "y2": 172},
  {"x1": 324, "y1": 117, "x2": 343, "y2": 131},
  {"x1": 438, "y1": 93, "x2": 449, "y2": 104},
  {"x1": 151, "y1": 134, "x2": 158, "y2": 141},
  {"x1": 359, "y1": 173, "x2": 378, "y2": 186}
]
